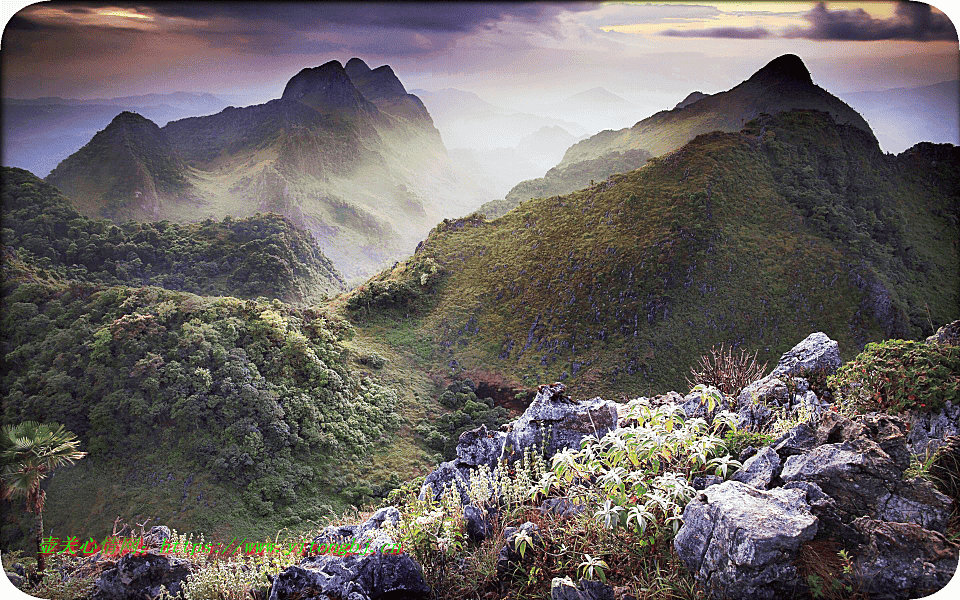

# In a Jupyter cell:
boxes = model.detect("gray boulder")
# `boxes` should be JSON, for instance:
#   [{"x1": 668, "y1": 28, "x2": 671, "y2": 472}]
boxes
[
  {"x1": 906, "y1": 401, "x2": 960, "y2": 457},
  {"x1": 92, "y1": 552, "x2": 193, "y2": 600},
  {"x1": 925, "y1": 320, "x2": 960, "y2": 346},
  {"x1": 550, "y1": 576, "x2": 614, "y2": 600},
  {"x1": 769, "y1": 332, "x2": 841, "y2": 379},
  {"x1": 268, "y1": 552, "x2": 429, "y2": 600},
  {"x1": 781, "y1": 433, "x2": 952, "y2": 532},
  {"x1": 736, "y1": 332, "x2": 841, "y2": 431},
  {"x1": 273, "y1": 508, "x2": 427, "y2": 600},
  {"x1": 852, "y1": 517, "x2": 960, "y2": 600},
  {"x1": 771, "y1": 423, "x2": 816, "y2": 459},
  {"x1": 420, "y1": 384, "x2": 619, "y2": 504},
  {"x1": 673, "y1": 481, "x2": 818, "y2": 600},
  {"x1": 500, "y1": 383, "x2": 619, "y2": 464},
  {"x1": 732, "y1": 446, "x2": 781, "y2": 490}
]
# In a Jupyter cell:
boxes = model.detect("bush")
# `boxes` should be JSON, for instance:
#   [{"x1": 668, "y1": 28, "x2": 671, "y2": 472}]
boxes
[
  {"x1": 686, "y1": 343, "x2": 768, "y2": 397},
  {"x1": 828, "y1": 339, "x2": 960, "y2": 414}
]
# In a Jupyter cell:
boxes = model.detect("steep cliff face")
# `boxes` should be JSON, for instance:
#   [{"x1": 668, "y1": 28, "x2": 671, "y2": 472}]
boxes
[{"x1": 45, "y1": 59, "x2": 483, "y2": 279}]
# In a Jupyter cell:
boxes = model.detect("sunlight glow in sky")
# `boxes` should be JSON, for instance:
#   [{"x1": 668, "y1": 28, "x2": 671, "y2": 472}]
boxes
[{"x1": 1, "y1": 1, "x2": 957, "y2": 109}]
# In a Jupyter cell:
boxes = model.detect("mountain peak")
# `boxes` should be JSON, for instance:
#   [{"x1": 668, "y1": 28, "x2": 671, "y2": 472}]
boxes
[
  {"x1": 345, "y1": 57, "x2": 372, "y2": 77},
  {"x1": 281, "y1": 60, "x2": 368, "y2": 111},
  {"x1": 110, "y1": 110, "x2": 158, "y2": 127},
  {"x1": 747, "y1": 54, "x2": 813, "y2": 86},
  {"x1": 350, "y1": 64, "x2": 408, "y2": 101}
]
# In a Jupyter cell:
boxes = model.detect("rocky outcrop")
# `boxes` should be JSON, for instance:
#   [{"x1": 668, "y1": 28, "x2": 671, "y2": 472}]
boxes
[
  {"x1": 500, "y1": 383, "x2": 619, "y2": 463},
  {"x1": 674, "y1": 411, "x2": 959, "y2": 599},
  {"x1": 420, "y1": 384, "x2": 619, "y2": 503},
  {"x1": 737, "y1": 332, "x2": 841, "y2": 430},
  {"x1": 674, "y1": 481, "x2": 818, "y2": 600},
  {"x1": 269, "y1": 507, "x2": 428, "y2": 600},
  {"x1": 926, "y1": 320, "x2": 960, "y2": 346},
  {"x1": 851, "y1": 517, "x2": 959, "y2": 600},
  {"x1": 92, "y1": 552, "x2": 193, "y2": 600}
]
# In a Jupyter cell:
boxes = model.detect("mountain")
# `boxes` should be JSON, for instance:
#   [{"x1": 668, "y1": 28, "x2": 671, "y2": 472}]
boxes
[
  {"x1": 345, "y1": 110, "x2": 959, "y2": 400},
  {"x1": 1, "y1": 92, "x2": 229, "y2": 177},
  {"x1": 42, "y1": 60, "x2": 486, "y2": 279},
  {"x1": 674, "y1": 91, "x2": 708, "y2": 110},
  {"x1": 47, "y1": 112, "x2": 194, "y2": 221},
  {"x1": 839, "y1": 80, "x2": 960, "y2": 154},
  {"x1": 0, "y1": 167, "x2": 404, "y2": 545},
  {"x1": 3, "y1": 167, "x2": 345, "y2": 303},
  {"x1": 560, "y1": 86, "x2": 631, "y2": 107},
  {"x1": 492, "y1": 54, "x2": 874, "y2": 217}
]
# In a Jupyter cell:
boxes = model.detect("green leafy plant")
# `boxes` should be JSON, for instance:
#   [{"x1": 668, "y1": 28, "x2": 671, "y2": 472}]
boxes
[
  {"x1": 828, "y1": 339, "x2": 960, "y2": 414},
  {"x1": 577, "y1": 553, "x2": 609, "y2": 583}
]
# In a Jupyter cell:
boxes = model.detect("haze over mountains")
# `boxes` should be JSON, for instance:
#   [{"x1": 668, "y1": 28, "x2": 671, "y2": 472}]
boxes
[
  {"x1": 2, "y1": 50, "x2": 957, "y2": 572},
  {"x1": 42, "y1": 59, "x2": 487, "y2": 279},
  {"x1": 838, "y1": 79, "x2": 960, "y2": 154},
  {"x1": 2, "y1": 92, "x2": 230, "y2": 178},
  {"x1": 482, "y1": 54, "x2": 876, "y2": 218}
]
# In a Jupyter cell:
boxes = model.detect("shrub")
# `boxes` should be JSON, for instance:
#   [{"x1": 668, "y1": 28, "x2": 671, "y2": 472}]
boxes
[
  {"x1": 686, "y1": 343, "x2": 768, "y2": 397},
  {"x1": 828, "y1": 340, "x2": 960, "y2": 414}
]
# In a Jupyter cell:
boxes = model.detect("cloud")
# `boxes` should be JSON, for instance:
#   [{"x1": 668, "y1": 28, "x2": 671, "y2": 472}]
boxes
[
  {"x1": 784, "y1": 1, "x2": 957, "y2": 41},
  {"x1": 99, "y1": 2, "x2": 597, "y2": 33},
  {"x1": 661, "y1": 26, "x2": 771, "y2": 39}
]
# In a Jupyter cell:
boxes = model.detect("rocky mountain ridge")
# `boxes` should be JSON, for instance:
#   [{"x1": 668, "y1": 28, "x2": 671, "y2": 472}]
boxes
[
  {"x1": 44, "y1": 58, "x2": 485, "y2": 279},
  {"x1": 485, "y1": 54, "x2": 876, "y2": 219}
]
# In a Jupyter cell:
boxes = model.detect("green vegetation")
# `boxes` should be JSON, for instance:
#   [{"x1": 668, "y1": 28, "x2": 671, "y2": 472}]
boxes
[
  {"x1": 348, "y1": 110, "x2": 958, "y2": 398},
  {"x1": 383, "y1": 399, "x2": 741, "y2": 598},
  {"x1": 3, "y1": 167, "x2": 344, "y2": 303},
  {"x1": 0, "y1": 257, "x2": 400, "y2": 541},
  {"x1": 416, "y1": 380, "x2": 512, "y2": 460},
  {"x1": 1, "y1": 421, "x2": 87, "y2": 574},
  {"x1": 828, "y1": 339, "x2": 960, "y2": 414}
]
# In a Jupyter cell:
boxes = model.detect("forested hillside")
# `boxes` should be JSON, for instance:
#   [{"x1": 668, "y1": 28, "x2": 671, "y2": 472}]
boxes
[
  {"x1": 344, "y1": 110, "x2": 960, "y2": 400},
  {"x1": 0, "y1": 168, "x2": 412, "y2": 545},
  {"x1": 3, "y1": 168, "x2": 344, "y2": 303}
]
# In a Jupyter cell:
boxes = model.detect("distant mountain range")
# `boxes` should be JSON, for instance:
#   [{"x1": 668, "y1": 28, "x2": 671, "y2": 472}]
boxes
[
  {"x1": 42, "y1": 59, "x2": 486, "y2": 278},
  {"x1": 839, "y1": 80, "x2": 960, "y2": 154},
  {"x1": 482, "y1": 54, "x2": 875, "y2": 218}
]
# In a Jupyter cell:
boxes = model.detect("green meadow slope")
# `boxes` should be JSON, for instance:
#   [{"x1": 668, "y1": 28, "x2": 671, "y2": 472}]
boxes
[{"x1": 345, "y1": 110, "x2": 959, "y2": 399}]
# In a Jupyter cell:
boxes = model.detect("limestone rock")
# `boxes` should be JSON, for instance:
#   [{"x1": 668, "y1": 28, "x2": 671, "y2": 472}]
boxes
[
  {"x1": 92, "y1": 552, "x2": 193, "y2": 600},
  {"x1": 273, "y1": 508, "x2": 427, "y2": 600},
  {"x1": 852, "y1": 517, "x2": 959, "y2": 600},
  {"x1": 673, "y1": 481, "x2": 817, "y2": 600},
  {"x1": 925, "y1": 320, "x2": 960, "y2": 346},
  {"x1": 550, "y1": 576, "x2": 615, "y2": 600},
  {"x1": 500, "y1": 383, "x2": 619, "y2": 464},
  {"x1": 732, "y1": 446, "x2": 781, "y2": 490}
]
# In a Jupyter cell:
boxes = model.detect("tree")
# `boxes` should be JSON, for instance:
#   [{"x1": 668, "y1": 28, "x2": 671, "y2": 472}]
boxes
[{"x1": 0, "y1": 421, "x2": 87, "y2": 575}]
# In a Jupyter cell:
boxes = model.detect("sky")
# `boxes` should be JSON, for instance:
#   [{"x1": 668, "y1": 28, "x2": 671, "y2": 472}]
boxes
[{"x1": 1, "y1": 1, "x2": 958, "y2": 111}]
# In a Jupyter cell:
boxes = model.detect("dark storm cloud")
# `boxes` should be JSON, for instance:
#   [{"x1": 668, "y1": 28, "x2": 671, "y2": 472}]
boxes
[
  {"x1": 661, "y1": 26, "x2": 770, "y2": 39},
  {"x1": 81, "y1": 2, "x2": 596, "y2": 33},
  {"x1": 785, "y1": 1, "x2": 957, "y2": 41}
]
